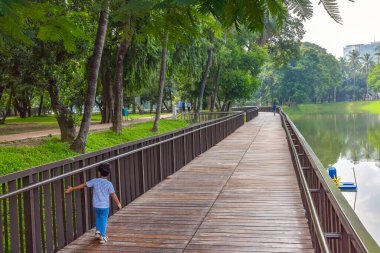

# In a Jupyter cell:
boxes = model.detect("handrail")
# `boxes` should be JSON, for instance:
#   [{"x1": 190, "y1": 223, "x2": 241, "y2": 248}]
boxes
[
  {"x1": 280, "y1": 109, "x2": 380, "y2": 253},
  {"x1": 0, "y1": 112, "x2": 244, "y2": 200},
  {"x1": 280, "y1": 110, "x2": 330, "y2": 253}
]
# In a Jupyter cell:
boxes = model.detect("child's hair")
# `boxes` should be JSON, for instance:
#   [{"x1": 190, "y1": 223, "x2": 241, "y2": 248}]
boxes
[{"x1": 98, "y1": 163, "x2": 111, "y2": 177}]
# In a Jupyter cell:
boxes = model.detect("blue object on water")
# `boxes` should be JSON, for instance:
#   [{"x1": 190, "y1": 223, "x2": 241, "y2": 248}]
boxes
[
  {"x1": 328, "y1": 166, "x2": 337, "y2": 179},
  {"x1": 339, "y1": 182, "x2": 357, "y2": 191}
]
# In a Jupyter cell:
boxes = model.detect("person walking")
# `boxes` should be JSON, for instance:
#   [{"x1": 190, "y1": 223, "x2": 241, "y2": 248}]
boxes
[
  {"x1": 272, "y1": 101, "x2": 277, "y2": 116},
  {"x1": 187, "y1": 101, "x2": 191, "y2": 112},
  {"x1": 65, "y1": 163, "x2": 122, "y2": 244}
]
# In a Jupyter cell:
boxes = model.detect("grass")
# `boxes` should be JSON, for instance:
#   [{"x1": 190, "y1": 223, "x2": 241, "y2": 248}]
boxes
[
  {"x1": 283, "y1": 100, "x2": 380, "y2": 116},
  {"x1": 0, "y1": 113, "x2": 168, "y2": 136},
  {"x1": 0, "y1": 119, "x2": 187, "y2": 176}
]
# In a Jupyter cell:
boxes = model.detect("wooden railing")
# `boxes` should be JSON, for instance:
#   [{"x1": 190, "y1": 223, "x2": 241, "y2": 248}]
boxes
[
  {"x1": 178, "y1": 112, "x2": 235, "y2": 122},
  {"x1": 231, "y1": 106, "x2": 259, "y2": 122},
  {"x1": 280, "y1": 109, "x2": 380, "y2": 253},
  {"x1": 0, "y1": 112, "x2": 252, "y2": 253}
]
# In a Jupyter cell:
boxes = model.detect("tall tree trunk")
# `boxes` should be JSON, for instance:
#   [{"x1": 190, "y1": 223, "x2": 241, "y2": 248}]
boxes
[
  {"x1": 151, "y1": 31, "x2": 169, "y2": 132},
  {"x1": 0, "y1": 88, "x2": 13, "y2": 124},
  {"x1": 48, "y1": 80, "x2": 76, "y2": 142},
  {"x1": 0, "y1": 84, "x2": 4, "y2": 102},
  {"x1": 101, "y1": 71, "x2": 114, "y2": 123},
  {"x1": 196, "y1": 32, "x2": 215, "y2": 115},
  {"x1": 71, "y1": 4, "x2": 109, "y2": 153},
  {"x1": 112, "y1": 38, "x2": 130, "y2": 133},
  {"x1": 38, "y1": 94, "x2": 44, "y2": 116},
  {"x1": 210, "y1": 64, "x2": 221, "y2": 112}
]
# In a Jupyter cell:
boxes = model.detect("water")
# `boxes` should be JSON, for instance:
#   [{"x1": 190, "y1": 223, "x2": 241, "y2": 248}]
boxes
[{"x1": 291, "y1": 113, "x2": 380, "y2": 245}]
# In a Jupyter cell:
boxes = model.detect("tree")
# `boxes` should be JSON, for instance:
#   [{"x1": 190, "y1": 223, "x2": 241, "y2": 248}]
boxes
[
  {"x1": 368, "y1": 64, "x2": 380, "y2": 92},
  {"x1": 361, "y1": 53, "x2": 375, "y2": 99},
  {"x1": 195, "y1": 31, "x2": 214, "y2": 115},
  {"x1": 347, "y1": 50, "x2": 361, "y2": 100},
  {"x1": 375, "y1": 46, "x2": 380, "y2": 64},
  {"x1": 71, "y1": 1, "x2": 110, "y2": 152}
]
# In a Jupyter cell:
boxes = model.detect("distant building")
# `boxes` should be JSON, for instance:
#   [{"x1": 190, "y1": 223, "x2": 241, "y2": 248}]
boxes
[{"x1": 343, "y1": 41, "x2": 380, "y2": 61}]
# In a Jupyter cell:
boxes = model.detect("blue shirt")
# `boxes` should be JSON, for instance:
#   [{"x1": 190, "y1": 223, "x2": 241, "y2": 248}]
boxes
[{"x1": 86, "y1": 178, "x2": 115, "y2": 208}]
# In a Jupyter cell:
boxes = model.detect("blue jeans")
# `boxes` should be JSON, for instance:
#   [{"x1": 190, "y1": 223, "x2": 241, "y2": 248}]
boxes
[{"x1": 94, "y1": 208, "x2": 109, "y2": 237}]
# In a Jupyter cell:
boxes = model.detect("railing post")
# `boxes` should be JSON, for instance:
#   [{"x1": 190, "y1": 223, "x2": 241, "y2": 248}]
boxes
[
  {"x1": 8, "y1": 180, "x2": 19, "y2": 253},
  {"x1": 159, "y1": 138, "x2": 163, "y2": 181},
  {"x1": 172, "y1": 133, "x2": 176, "y2": 172},
  {"x1": 115, "y1": 149, "x2": 123, "y2": 206}
]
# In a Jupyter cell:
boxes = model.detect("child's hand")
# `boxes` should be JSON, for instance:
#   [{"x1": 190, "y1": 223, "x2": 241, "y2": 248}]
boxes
[
  {"x1": 65, "y1": 186, "x2": 73, "y2": 194},
  {"x1": 117, "y1": 203, "x2": 122, "y2": 209}
]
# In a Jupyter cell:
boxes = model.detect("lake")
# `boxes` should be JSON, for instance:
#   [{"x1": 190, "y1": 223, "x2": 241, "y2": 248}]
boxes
[{"x1": 290, "y1": 113, "x2": 380, "y2": 245}]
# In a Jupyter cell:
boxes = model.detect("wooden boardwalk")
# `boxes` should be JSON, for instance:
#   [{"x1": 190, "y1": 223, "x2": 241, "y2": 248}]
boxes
[{"x1": 60, "y1": 113, "x2": 314, "y2": 253}]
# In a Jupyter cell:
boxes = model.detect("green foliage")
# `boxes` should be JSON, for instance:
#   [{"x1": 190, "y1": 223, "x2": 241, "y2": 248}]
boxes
[
  {"x1": 259, "y1": 42, "x2": 342, "y2": 105},
  {"x1": 0, "y1": 119, "x2": 188, "y2": 175},
  {"x1": 368, "y1": 65, "x2": 380, "y2": 92}
]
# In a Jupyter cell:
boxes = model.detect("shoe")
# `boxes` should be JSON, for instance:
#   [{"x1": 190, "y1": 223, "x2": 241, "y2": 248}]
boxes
[
  {"x1": 99, "y1": 236, "x2": 108, "y2": 244},
  {"x1": 95, "y1": 230, "x2": 101, "y2": 238}
]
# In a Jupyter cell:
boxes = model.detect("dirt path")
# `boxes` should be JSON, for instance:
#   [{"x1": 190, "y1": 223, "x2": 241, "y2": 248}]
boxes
[{"x1": 0, "y1": 114, "x2": 173, "y2": 143}]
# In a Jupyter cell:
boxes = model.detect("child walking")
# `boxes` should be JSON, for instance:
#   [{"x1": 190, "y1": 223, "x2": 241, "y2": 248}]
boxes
[{"x1": 65, "y1": 163, "x2": 122, "y2": 244}]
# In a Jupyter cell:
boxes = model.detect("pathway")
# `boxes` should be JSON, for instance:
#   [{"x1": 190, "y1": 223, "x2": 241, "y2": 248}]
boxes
[
  {"x1": 0, "y1": 114, "x2": 172, "y2": 143},
  {"x1": 60, "y1": 113, "x2": 313, "y2": 252}
]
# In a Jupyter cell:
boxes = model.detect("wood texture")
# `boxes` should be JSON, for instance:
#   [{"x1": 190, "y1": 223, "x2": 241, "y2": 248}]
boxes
[{"x1": 60, "y1": 113, "x2": 313, "y2": 253}]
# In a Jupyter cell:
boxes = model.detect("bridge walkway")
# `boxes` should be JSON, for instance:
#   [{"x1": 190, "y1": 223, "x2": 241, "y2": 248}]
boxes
[{"x1": 60, "y1": 113, "x2": 313, "y2": 253}]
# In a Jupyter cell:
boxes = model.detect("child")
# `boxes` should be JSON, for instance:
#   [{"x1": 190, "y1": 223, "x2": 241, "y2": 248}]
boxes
[{"x1": 65, "y1": 163, "x2": 122, "y2": 244}]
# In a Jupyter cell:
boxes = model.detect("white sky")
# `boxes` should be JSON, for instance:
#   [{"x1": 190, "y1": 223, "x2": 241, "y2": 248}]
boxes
[{"x1": 302, "y1": 0, "x2": 380, "y2": 58}]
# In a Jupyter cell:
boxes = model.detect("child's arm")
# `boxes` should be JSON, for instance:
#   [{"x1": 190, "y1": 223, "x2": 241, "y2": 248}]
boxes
[
  {"x1": 111, "y1": 193, "x2": 122, "y2": 209},
  {"x1": 65, "y1": 183, "x2": 86, "y2": 193}
]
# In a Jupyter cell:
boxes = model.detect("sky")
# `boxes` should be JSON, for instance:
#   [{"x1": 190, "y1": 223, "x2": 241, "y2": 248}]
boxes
[{"x1": 302, "y1": 0, "x2": 380, "y2": 59}]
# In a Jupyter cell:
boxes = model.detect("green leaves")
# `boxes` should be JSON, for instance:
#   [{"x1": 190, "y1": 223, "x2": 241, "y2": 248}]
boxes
[
  {"x1": 37, "y1": 16, "x2": 84, "y2": 53},
  {"x1": 287, "y1": 0, "x2": 313, "y2": 21},
  {"x1": 318, "y1": 0, "x2": 344, "y2": 24},
  {"x1": 368, "y1": 65, "x2": 380, "y2": 92}
]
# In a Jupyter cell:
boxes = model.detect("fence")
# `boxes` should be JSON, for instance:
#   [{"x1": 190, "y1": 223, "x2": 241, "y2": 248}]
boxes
[
  {"x1": 231, "y1": 106, "x2": 259, "y2": 122},
  {"x1": 0, "y1": 112, "x2": 249, "y2": 253},
  {"x1": 280, "y1": 109, "x2": 380, "y2": 253},
  {"x1": 178, "y1": 112, "x2": 235, "y2": 122}
]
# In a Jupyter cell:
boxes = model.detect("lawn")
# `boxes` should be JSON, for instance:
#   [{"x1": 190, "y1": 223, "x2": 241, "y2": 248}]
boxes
[
  {"x1": 0, "y1": 113, "x2": 168, "y2": 136},
  {"x1": 0, "y1": 119, "x2": 187, "y2": 176},
  {"x1": 283, "y1": 100, "x2": 380, "y2": 116}
]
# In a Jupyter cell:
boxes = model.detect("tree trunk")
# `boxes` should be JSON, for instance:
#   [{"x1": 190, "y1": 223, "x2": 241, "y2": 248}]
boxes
[
  {"x1": 0, "y1": 88, "x2": 13, "y2": 124},
  {"x1": 151, "y1": 31, "x2": 169, "y2": 132},
  {"x1": 196, "y1": 32, "x2": 215, "y2": 116},
  {"x1": 112, "y1": 38, "x2": 130, "y2": 133},
  {"x1": 71, "y1": 4, "x2": 109, "y2": 153},
  {"x1": 48, "y1": 80, "x2": 76, "y2": 143},
  {"x1": 101, "y1": 71, "x2": 114, "y2": 123},
  {"x1": 210, "y1": 64, "x2": 221, "y2": 112},
  {"x1": 163, "y1": 100, "x2": 170, "y2": 111},
  {"x1": 226, "y1": 100, "x2": 232, "y2": 111},
  {"x1": 0, "y1": 84, "x2": 4, "y2": 102},
  {"x1": 38, "y1": 94, "x2": 44, "y2": 116}
]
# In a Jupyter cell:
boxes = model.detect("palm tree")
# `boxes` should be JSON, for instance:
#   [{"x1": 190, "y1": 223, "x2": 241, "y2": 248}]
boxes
[
  {"x1": 361, "y1": 53, "x2": 375, "y2": 99},
  {"x1": 361, "y1": 53, "x2": 375, "y2": 74},
  {"x1": 375, "y1": 46, "x2": 380, "y2": 64},
  {"x1": 348, "y1": 50, "x2": 361, "y2": 100}
]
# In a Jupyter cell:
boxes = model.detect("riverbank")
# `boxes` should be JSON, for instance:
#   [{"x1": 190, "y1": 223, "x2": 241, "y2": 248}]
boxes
[{"x1": 283, "y1": 100, "x2": 380, "y2": 116}]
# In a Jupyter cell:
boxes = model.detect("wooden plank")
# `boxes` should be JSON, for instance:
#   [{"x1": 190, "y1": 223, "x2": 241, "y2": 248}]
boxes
[{"x1": 60, "y1": 113, "x2": 314, "y2": 252}]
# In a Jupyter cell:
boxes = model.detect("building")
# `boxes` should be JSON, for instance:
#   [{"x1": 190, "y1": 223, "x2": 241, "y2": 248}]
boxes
[{"x1": 343, "y1": 41, "x2": 380, "y2": 61}]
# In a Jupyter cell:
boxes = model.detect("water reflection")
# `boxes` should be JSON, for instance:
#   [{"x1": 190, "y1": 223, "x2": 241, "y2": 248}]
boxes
[{"x1": 292, "y1": 113, "x2": 380, "y2": 245}]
